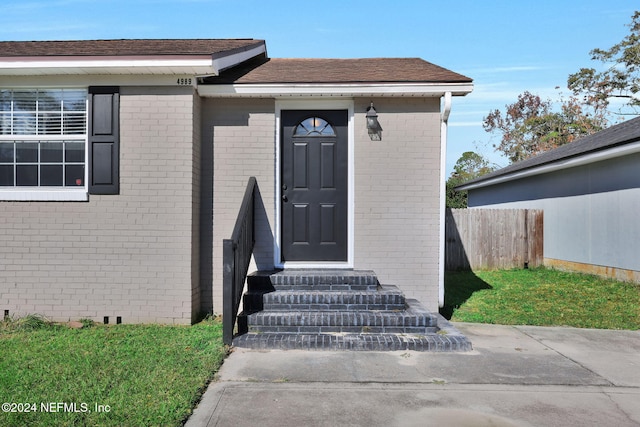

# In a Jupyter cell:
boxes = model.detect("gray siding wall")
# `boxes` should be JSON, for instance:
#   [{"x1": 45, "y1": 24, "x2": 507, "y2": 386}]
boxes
[
  {"x1": 1, "y1": 86, "x2": 200, "y2": 324},
  {"x1": 468, "y1": 152, "x2": 640, "y2": 273}
]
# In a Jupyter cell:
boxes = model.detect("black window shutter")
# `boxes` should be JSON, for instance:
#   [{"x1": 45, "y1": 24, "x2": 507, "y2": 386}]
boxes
[{"x1": 88, "y1": 86, "x2": 120, "y2": 195}]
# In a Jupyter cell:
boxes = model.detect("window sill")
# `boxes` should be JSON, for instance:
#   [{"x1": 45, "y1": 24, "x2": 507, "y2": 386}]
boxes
[{"x1": 0, "y1": 189, "x2": 89, "y2": 202}]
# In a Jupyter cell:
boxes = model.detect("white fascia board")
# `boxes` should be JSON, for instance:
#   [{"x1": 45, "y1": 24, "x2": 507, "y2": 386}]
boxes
[
  {"x1": 0, "y1": 43, "x2": 267, "y2": 77},
  {"x1": 211, "y1": 43, "x2": 267, "y2": 74},
  {"x1": 457, "y1": 140, "x2": 640, "y2": 191},
  {"x1": 0, "y1": 74, "x2": 200, "y2": 87},
  {"x1": 0, "y1": 56, "x2": 215, "y2": 75},
  {"x1": 197, "y1": 82, "x2": 473, "y2": 98}
]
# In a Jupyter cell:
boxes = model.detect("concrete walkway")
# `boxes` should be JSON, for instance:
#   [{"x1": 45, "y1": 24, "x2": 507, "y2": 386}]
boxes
[{"x1": 186, "y1": 323, "x2": 640, "y2": 427}]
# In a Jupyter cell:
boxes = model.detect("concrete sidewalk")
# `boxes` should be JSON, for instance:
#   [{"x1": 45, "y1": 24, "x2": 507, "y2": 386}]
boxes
[{"x1": 186, "y1": 324, "x2": 640, "y2": 427}]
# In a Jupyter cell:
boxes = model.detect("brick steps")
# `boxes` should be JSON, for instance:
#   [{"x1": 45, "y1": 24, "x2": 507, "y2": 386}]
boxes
[
  {"x1": 246, "y1": 269, "x2": 379, "y2": 291},
  {"x1": 232, "y1": 332, "x2": 469, "y2": 352},
  {"x1": 233, "y1": 270, "x2": 472, "y2": 352},
  {"x1": 248, "y1": 300, "x2": 437, "y2": 334},
  {"x1": 261, "y1": 285, "x2": 406, "y2": 311}
]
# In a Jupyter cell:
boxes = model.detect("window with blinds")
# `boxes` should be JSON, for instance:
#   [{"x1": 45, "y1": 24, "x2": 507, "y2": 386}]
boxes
[{"x1": 0, "y1": 89, "x2": 87, "y2": 188}]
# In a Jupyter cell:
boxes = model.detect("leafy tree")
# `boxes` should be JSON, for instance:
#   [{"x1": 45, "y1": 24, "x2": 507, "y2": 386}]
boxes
[
  {"x1": 446, "y1": 177, "x2": 467, "y2": 209},
  {"x1": 446, "y1": 151, "x2": 496, "y2": 208},
  {"x1": 483, "y1": 91, "x2": 607, "y2": 163},
  {"x1": 452, "y1": 151, "x2": 495, "y2": 181},
  {"x1": 568, "y1": 11, "x2": 640, "y2": 115}
]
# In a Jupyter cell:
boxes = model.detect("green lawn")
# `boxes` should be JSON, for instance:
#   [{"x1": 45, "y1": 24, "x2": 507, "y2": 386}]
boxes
[
  {"x1": 443, "y1": 268, "x2": 640, "y2": 330},
  {"x1": 0, "y1": 316, "x2": 227, "y2": 427},
  {"x1": 2, "y1": 269, "x2": 638, "y2": 426}
]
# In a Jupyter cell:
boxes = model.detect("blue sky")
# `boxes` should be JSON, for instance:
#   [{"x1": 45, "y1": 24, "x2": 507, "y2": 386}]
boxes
[{"x1": 2, "y1": 0, "x2": 637, "y2": 174}]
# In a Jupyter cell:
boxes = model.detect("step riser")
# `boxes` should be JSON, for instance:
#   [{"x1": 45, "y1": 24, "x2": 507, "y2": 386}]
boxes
[
  {"x1": 233, "y1": 333, "x2": 472, "y2": 352},
  {"x1": 272, "y1": 284, "x2": 377, "y2": 291},
  {"x1": 247, "y1": 270, "x2": 379, "y2": 292},
  {"x1": 247, "y1": 312, "x2": 437, "y2": 328},
  {"x1": 244, "y1": 286, "x2": 406, "y2": 313},
  {"x1": 243, "y1": 293, "x2": 406, "y2": 314},
  {"x1": 265, "y1": 303, "x2": 405, "y2": 311},
  {"x1": 249, "y1": 326, "x2": 438, "y2": 334},
  {"x1": 263, "y1": 291, "x2": 406, "y2": 311},
  {"x1": 269, "y1": 271, "x2": 378, "y2": 287}
]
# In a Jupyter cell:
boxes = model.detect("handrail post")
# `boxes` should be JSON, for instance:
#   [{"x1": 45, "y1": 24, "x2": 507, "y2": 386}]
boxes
[
  {"x1": 222, "y1": 239, "x2": 235, "y2": 346},
  {"x1": 222, "y1": 177, "x2": 257, "y2": 346}
]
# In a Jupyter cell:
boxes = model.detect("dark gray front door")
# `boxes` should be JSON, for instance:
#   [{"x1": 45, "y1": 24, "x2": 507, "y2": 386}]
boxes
[{"x1": 281, "y1": 110, "x2": 348, "y2": 262}]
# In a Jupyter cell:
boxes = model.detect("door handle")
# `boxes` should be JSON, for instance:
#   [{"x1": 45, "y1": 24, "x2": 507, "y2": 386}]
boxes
[{"x1": 282, "y1": 195, "x2": 288, "y2": 202}]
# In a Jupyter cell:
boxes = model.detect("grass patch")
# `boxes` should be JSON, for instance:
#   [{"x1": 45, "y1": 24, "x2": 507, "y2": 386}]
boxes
[
  {"x1": 0, "y1": 314, "x2": 53, "y2": 332},
  {"x1": 443, "y1": 268, "x2": 640, "y2": 330},
  {"x1": 0, "y1": 317, "x2": 227, "y2": 427}
]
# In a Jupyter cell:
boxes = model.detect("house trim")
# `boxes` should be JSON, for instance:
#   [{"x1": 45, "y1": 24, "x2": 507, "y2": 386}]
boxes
[
  {"x1": 0, "y1": 43, "x2": 267, "y2": 77},
  {"x1": 210, "y1": 43, "x2": 268, "y2": 74},
  {"x1": 438, "y1": 92, "x2": 452, "y2": 308},
  {"x1": 0, "y1": 189, "x2": 88, "y2": 201},
  {"x1": 545, "y1": 258, "x2": 640, "y2": 283},
  {"x1": 0, "y1": 56, "x2": 216, "y2": 75},
  {"x1": 457, "y1": 140, "x2": 640, "y2": 191},
  {"x1": 198, "y1": 83, "x2": 473, "y2": 98},
  {"x1": 0, "y1": 74, "x2": 199, "y2": 87},
  {"x1": 274, "y1": 99, "x2": 355, "y2": 269}
]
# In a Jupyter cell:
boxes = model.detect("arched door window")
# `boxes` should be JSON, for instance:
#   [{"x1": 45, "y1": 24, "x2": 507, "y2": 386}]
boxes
[{"x1": 293, "y1": 117, "x2": 335, "y2": 137}]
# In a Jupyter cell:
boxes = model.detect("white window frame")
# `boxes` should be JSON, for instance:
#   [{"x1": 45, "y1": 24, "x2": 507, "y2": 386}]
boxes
[{"x1": 0, "y1": 88, "x2": 88, "y2": 201}]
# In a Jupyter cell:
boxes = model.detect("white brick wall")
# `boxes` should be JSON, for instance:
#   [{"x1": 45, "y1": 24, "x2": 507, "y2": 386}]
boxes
[
  {"x1": 0, "y1": 92, "x2": 444, "y2": 322},
  {"x1": 0, "y1": 86, "x2": 200, "y2": 324},
  {"x1": 202, "y1": 97, "x2": 442, "y2": 313},
  {"x1": 204, "y1": 98, "x2": 276, "y2": 313},
  {"x1": 353, "y1": 98, "x2": 442, "y2": 310}
]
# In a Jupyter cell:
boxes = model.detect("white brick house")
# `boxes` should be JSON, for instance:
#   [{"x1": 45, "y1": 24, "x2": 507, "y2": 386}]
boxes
[{"x1": 0, "y1": 39, "x2": 472, "y2": 324}]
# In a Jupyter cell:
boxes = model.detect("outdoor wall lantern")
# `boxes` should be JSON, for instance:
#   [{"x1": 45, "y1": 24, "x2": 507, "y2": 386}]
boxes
[{"x1": 366, "y1": 102, "x2": 382, "y2": 141}]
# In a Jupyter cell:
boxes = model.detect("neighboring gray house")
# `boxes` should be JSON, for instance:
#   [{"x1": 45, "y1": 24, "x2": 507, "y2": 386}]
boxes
[
  {"x1": 0, "y1": 39, "x2": 473, "y2": 324},
  {"x1": 457, "y1": 116, "x2": 640, "y2": 283}
]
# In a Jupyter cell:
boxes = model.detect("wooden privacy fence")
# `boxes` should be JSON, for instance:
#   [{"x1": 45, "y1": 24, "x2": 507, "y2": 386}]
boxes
[{"x1": 445, "y1": 208, "x2": 543, "y2": 270}]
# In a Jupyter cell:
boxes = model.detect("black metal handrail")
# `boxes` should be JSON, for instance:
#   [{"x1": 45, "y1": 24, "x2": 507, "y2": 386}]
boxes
[{"x1": 222, "y1": 177, "x2": 257, "y2": 345}]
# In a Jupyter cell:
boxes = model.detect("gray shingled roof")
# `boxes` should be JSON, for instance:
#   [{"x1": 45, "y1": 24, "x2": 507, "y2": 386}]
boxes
[
  {"x1": 206, "y1": 57, "x2": 472, "y2": 84},
  {"x1": 0, "y1": 39, "x2": 471, "y2": 86},
  {"x1": 458, "y1": 116, "x2": 640, "y2": 189},
  {"x1": 0, "y1": 39, "x2": 264, "y2": 57}
]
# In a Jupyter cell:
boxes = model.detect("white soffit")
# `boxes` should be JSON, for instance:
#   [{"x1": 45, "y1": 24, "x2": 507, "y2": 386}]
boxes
[
  {"x1": 211, "y1": 43, "x2": 267, "y2": 74},
  {"x1": 197, "y1": 82, "x2": 474, "y2": 98}
]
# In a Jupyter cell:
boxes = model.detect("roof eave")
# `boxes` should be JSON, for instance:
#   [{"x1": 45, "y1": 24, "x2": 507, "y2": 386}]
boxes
[
  {"x1": 210, "y1": 42, "x2": 267, "y2": 74},
  {"x1": 197, "y1": 82, "x2": 474, "y2": 98},
  {"x1": 456, "y1": 140, "x2": 640, "y2": 191},
  {"x1": 0, "y1": 56, "x2": 216, "y2": 76},
  {"x1": 0, "y1": 41, "x2": 267, "y2": 76}
]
